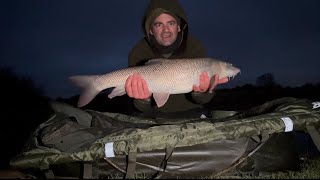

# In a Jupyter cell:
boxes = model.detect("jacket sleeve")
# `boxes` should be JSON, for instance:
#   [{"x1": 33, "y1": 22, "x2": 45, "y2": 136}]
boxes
[
  {"x1": 190, "y1": 92, "x2": 215, "y2": 104},
  {"x1": 128, "y1": 38, "x2": 156, "y2": 67},
  {"x1": 128, "y1": 47, "x2": 144, "y2": 67},
  {"x1": 185, "y1": 34, "x2": 207, "y2": 58},
  {"x1": 133, "y1": 99, "x2": 154, "y2": 113}
]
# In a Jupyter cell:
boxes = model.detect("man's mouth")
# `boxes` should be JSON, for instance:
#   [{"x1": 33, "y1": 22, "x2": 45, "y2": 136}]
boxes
[{"x1": 161, "y1": 33, "x2": 171, "y2": 38}]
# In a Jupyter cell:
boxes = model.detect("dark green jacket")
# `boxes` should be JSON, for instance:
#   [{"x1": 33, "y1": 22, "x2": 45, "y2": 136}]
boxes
[{"x1": 128, "y1": 0, "x2": 214, "y2": 115}]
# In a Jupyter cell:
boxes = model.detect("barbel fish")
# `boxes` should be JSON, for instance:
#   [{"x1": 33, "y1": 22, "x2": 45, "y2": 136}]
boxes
[{"x1": 69, "y1": 58, "x2": 241, "y2": 108}]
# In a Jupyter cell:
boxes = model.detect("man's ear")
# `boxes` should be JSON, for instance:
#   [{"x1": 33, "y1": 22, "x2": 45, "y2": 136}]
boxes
[
  {"x1": 178, "y1": 25, "x2": 181, "y2": 32},
  {"x1": 149, "y1": 29, "x2": 154, "y2": 35}
]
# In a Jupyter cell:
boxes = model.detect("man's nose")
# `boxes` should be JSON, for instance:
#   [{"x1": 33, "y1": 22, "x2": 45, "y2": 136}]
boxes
[{"x1": 163, "y1": 24, "x2": 170, "y2": 32}]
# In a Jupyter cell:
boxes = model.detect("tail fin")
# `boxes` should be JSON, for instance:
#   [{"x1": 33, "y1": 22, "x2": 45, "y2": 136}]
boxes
[{"x1": 69, "y1": 75, "x2": 100, "y2": 107}]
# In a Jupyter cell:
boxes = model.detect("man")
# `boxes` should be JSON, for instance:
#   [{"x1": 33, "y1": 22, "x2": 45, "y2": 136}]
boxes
[{"x1": 126, "y1": 0, "x2": 228, "y2": 118}]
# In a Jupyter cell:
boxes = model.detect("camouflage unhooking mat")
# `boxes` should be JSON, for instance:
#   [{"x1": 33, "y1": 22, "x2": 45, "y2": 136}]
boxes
[{"x1": 9, "y1": 97, "x2": 320, "y2": 179}]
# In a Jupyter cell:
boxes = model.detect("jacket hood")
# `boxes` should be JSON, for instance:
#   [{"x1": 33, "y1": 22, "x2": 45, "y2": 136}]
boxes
[{"x1": 142, "y1": 0, "x2": 188, "y2": 36}]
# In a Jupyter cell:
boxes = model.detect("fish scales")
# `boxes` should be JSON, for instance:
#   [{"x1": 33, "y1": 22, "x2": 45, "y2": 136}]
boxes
[{"x1": 96, "y1": 59, "x2": 210, "y2": 93}]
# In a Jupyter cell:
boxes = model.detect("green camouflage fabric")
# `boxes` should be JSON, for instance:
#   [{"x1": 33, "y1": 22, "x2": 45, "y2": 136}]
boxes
[{"x1": 10, "y1": 97, "x2": 320, "y2": 170}]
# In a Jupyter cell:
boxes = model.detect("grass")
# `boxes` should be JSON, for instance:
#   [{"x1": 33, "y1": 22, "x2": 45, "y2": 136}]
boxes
[
  {"x1": 215, "y1": 156, "x2": 320, "y2": 179},
  {"x1": 102, "y1": 156, "x2": 320, "y2": 179}
]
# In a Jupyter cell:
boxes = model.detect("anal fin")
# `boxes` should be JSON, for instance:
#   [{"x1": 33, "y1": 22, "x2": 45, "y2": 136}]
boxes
[{"x1": 153, "y1": 93, "x2": 170, "y2": 107}]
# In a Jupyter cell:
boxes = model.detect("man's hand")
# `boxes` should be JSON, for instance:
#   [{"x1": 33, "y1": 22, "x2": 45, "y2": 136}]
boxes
[
  {"x1": 193, "y1": 71, "x2": 229, "y2": 93},
  {"x1": 193, "y1": 71, "x2": 210, "y2": 92},
  {"x1": 125, "y1": 73, "x2": 151, "y2": 100}
]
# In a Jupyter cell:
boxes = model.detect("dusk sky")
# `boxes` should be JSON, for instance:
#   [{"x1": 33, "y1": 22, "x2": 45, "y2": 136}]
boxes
[{"x1": 1, "y1": 0, "x2": 320, "y2": 99}]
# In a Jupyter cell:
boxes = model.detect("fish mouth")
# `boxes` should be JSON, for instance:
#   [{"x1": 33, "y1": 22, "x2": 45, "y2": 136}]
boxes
[
  {"x1": 227, "y1": 76, "x2": 234, "y2": 81},
  {"x1": 227, "y1": 70, "x2": 241, "y2": 81}
]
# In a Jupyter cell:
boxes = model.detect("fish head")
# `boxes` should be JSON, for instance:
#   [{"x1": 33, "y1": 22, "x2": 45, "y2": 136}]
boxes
[{"x1": 216, "y1": 61, "x2": 241, "y2": 80}]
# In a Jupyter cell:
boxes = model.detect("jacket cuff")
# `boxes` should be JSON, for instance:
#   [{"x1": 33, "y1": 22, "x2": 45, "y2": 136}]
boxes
[
  {"x1": 133, "y1": 98, "x2": 153, "y2": 113},
  {"x1": 191, "y1": 91, "x2": 215, "y2": 104}
]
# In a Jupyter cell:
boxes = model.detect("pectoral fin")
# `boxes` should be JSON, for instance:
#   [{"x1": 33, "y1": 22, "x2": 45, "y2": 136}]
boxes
[
  {"x1": 153, "y1": 93, "x2": 170, "y2": 107},
  {"x1": 108, "y1": 87, "x2": 126, "y2": 99}
]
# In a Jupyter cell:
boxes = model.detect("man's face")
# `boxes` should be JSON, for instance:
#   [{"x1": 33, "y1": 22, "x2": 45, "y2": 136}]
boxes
[{"x1": 150, "y1": 13, "x2": 181, "y2": 46}]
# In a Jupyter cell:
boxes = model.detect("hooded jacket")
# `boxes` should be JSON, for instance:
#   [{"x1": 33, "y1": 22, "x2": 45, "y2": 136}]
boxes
[{"x1": 128, "y1": 0, "x2": 215, "y2": 117}]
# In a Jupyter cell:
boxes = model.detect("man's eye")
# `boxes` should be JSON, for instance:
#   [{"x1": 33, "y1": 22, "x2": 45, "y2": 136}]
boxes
[
  {"x1": 168, "y1": 22, "x2": 175, "y2": 26},
  {"x1": 154, "y1": 23, "x2": 163, "y2": 28}
]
